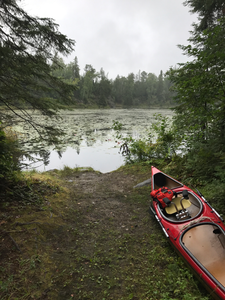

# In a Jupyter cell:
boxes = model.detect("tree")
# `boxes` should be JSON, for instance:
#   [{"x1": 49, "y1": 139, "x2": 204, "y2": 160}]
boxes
[
  {"x1": 123, "y1": 73, "x2": 134, "y2": 107},
  {"x1": 70, "y1": 56, "x2": 81, "y2": 100},
  {"x1": 146, "y1": 73, "x2": 157, "y2": 105},
  {"x1": 71, "y1": 56, "x2": 80, "y2": 80},
  {"x1": 95, "y1": 68, "x2": 112, "y2": 106},
  {"x1": 51, "y1": 54, "x2": 66, "y2": 78},
  {"x1": 112, "y1": 75, "x2": 126, "y2": 105},
  {"x1": 0, "y1": 0, "x2": 76, "y2": 145},
  {"x1": 133, "y1": 71, "x2": 148, "y2": 105},
  {"x1": 156, "y1": 70, "x2": 164, "y2": 104},
  {"x1": 168, "y1": 11, "x2": 225, "y2": 179},
  {"x1": 80, "y1": 64, "x2": 97, "y2": 103},
  {"x1": 184, "y1": 0, "x2": 225, "y2": 31}
]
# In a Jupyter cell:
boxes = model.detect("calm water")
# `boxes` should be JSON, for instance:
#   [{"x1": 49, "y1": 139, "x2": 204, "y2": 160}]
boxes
[{"x1": 19, "y1": 109, "x2": 173, "y2": 173}]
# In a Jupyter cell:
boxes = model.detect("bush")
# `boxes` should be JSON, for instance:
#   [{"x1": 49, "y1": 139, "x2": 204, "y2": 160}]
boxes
[
  {"x1": 0, "y1": 126, "x2": 21, "y2": 181},
  {"x1": 117, "y1": 114, "x2": 180, "y2": 166}
]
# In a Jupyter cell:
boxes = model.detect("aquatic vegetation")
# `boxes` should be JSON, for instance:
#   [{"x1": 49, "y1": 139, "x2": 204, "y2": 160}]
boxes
[{"x1": 10, "y1": 109, "x2": 173, "y2": 172}]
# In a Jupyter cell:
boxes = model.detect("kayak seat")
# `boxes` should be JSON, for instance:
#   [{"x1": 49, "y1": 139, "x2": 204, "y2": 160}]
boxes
[{"x1": 165, "y1": 197, "x2": 192, "y2": 215}]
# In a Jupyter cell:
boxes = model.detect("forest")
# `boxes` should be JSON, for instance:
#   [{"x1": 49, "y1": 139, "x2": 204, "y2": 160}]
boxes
[{"x1": 50, "y1": 57, "x2": 174, "y2": 108}]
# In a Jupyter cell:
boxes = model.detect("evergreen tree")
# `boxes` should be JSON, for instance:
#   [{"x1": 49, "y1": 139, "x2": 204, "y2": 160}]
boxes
[
  {"x1": 71, "y1": 56, "x2": 81, "y2": 100},
  {"x1": 0, "y1": 0, "x2": 76, "y2": 144},
  {"x1": 146, "y1": 73, "x2": 157, "y2": 105},
  {"x1": 80, "y1": 64, "x2": 97, "y2": 103},
  {"x1": 133, "y1": 71, "x2": 148, "y2": 105},
  {"x1": 72, "y1": 56, "x2": 80, "y2": 79},
  {"x1": 96, "y1": 68, "x2": 111, "y2": 106},
  {"x1": 112, "y1": 76, "x2": 126, "y2": 104},
  {"x1": 163, "y1": 77, "x2": 174, "y2": 104},
  {"x1": 156, "y1": 70, "x2": 164, "y2": 104},
  {"x1": 123, "y1": 73, "x2": 134, "y2": 107},
  {"x1": 168, "y1": 2, "x2": 225, "y2": 179},
  {"x1": 184, "y1": 0, "x2": 225, "y2": 31},
  {"x1": 51, "y1": 55, "x2": 66, "y2": 79}
]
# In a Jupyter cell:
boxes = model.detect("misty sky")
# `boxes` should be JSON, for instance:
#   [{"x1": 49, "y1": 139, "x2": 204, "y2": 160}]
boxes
[{"x1": 22, "y1": 0, "x2": 197, "y2": 79}]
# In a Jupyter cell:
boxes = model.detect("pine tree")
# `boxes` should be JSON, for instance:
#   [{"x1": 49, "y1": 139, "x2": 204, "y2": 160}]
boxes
[
  {"x1": 0, "y1": 0, "x2": 76, "y2": 144},
  {"x1": 184, "y1": 0, "x2": 225, "y2": 31},
  {"x1": 168, "y1": 0, "x2": 225, "y2": 179}
]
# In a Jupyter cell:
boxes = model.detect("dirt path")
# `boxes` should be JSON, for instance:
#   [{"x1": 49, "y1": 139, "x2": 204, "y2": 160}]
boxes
[{"x1": 0, "y1": 167, "x2": 210, "y2": 300}]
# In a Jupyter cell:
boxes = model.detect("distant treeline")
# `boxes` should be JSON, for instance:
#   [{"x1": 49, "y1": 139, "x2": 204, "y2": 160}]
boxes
[{"x1": 51, "y1": 56, "x2": 175, "y2": 108}]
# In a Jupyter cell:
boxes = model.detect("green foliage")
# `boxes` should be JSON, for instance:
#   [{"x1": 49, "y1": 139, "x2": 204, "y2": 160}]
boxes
[
  {"x1": 0, "y1": 127, "x2": 20, "y2": 181},
  {"x1": 80, "y1": 64, "x2": 97, "y2": 104},
  {"x1": 115, "y1": 114, "x2": 180, "y2": 166},
  {"x1": 0, "y1": 0, "x2": 76, "y2": 143},
  {"x1": 184, "y1": 0, "x2": 225, "y2": 31},
  {"x1": 150, "y1": 114, "x2": 178, "y2": 158},
  {"x1": 51, "y1": 63, "x2": 174, "y2": 108},
  {"x1": 95, "y1": 68, "x2": 112, "y2": 106},
  {"x1": 0, "y1": 0, "x2": 77, "y2": 195},
  {"x1": 112, "y1": 120, "x2": 123, "y2": 139},
  {"x1": 166, "y1": 15, "x2": 225, "y2": 184}
]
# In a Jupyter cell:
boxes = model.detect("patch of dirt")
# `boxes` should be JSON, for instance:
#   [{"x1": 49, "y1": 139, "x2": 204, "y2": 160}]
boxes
[
  {"x1": 0, "y1": 167, "x2": 210, "y2": 300},
  {"x1": 64, "y1": 170, "x2": 149, "y2": 227}
]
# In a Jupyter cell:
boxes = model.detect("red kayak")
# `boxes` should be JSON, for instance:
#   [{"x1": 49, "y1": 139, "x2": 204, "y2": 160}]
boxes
[{"x1": 150, "y1": 166, "x2": 225, "y2": 300}]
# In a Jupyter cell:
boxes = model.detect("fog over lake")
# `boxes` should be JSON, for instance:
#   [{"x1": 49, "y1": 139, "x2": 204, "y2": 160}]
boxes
[{"x1": 18, "y1": 109, "x2": 173, "y2": 173}]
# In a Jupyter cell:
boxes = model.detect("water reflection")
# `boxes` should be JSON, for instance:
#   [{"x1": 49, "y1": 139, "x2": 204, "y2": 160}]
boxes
[
  {"x1": 20, "y1": 109, "x2": 172, "y2": 173},
  {"x1": 24, "y1": 141, "x2": 124, "y2": 173}
]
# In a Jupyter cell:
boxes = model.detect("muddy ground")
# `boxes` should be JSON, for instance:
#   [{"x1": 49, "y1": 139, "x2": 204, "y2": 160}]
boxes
[{"x1": 0, "y1": 166, "x2": 211, "y2": 300}]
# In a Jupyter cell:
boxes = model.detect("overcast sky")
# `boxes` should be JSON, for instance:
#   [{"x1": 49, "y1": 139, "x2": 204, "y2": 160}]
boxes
[{"x1": 22, "y1": 0, "x2": 197, "y2": 79}]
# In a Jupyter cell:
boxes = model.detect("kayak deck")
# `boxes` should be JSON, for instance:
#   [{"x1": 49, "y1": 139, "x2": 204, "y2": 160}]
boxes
[{"x1": 182, "y1": 224, "x2": 225, "y2": 287}]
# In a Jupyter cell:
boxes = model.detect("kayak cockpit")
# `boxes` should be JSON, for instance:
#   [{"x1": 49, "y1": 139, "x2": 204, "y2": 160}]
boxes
[
  {"x1": 152, "y1": 172, "x2": 203, "y2": 222},
  {"x1": 158, "y1": 191, "x2": 203, "y2": 223},
  {"x1": 181, "y1": 223, "x2": 225, "y2": 289}
]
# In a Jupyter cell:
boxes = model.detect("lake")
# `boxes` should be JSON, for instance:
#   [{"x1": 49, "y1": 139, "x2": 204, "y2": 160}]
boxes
[{"x1": 17, "y1": 109, "x2": 173, "y2": 173}]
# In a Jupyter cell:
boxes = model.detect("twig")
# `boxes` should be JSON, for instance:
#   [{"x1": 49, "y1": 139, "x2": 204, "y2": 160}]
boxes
[{"x1": 8, "y1": 234, "x2": 22, "y2": 253}]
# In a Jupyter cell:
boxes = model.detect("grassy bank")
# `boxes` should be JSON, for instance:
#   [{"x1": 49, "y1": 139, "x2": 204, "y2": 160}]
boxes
[{"x1": 0, "y1": 165, "x2": 211, "y2": 300}]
